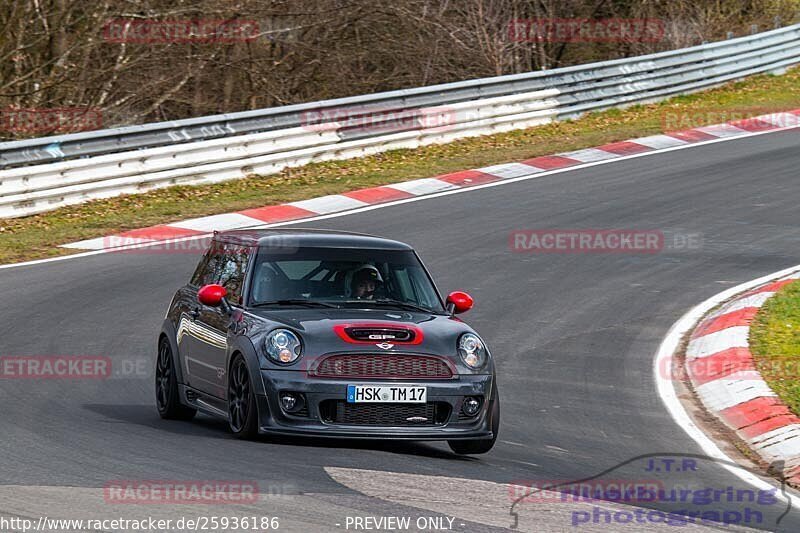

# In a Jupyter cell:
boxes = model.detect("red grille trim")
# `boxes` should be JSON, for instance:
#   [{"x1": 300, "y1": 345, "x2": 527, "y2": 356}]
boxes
[{"x1": 311, "y1": 354, "x2": 454, "y2": 379}]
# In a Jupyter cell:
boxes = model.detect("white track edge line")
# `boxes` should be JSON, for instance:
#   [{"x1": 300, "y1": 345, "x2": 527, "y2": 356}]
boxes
[
  {"x1": 2, "y1": 123, "x2": 798, "y2": 271},
  {"x1": 654, "y1": 263, "x2": 800, "y2": 506}
]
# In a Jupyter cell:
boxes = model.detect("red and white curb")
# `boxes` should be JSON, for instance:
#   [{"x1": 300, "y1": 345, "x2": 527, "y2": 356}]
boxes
[
  {"x1": 62, "y1": 110, "x2": 800, "y2": 250},
  {"x1": 685, "y1": 272, "x2": 800, "y2": 482}
]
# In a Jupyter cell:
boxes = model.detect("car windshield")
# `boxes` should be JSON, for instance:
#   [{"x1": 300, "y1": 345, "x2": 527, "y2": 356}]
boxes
[{"x1": 249, "y1": 246, "x2": 445, "y2": 313}]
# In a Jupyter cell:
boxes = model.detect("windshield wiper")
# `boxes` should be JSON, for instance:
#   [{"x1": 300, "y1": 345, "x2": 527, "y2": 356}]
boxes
[
  {"x1": 251, "y1": 299, "x2": 339, "y2": 309},
  {"x1": 344, "y1": 299, "x2": 434, "y2": 313}
]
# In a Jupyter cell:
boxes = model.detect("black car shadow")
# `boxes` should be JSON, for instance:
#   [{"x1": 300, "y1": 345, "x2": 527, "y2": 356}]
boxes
[
  {"x1": 84, "y1": 403, "x2": 232, "y2": 439},
  {"x1": 84, "y1": 403, "x2": 477, "y2": 460},
  {"x1": 253, "y1": 432, "x2": 476, "y2": 461}
]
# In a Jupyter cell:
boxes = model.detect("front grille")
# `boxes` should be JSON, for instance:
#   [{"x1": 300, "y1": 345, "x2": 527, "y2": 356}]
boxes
[
  {"x1": 319, "y1": 400, "x2": 450, "y2": 426},
  {"x1": 313, "y1": 354, "x2": 453, "y2": 379}
]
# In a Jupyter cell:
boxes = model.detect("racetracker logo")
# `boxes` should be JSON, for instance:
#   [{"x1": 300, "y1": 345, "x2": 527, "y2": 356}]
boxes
[
  {"x1": 509, "y1": 479, "x2": 664, "y2": 503},
  {"x1": 105, "y1": 235, "x2": 213, "y2": 255},
  {"x1": 510, "y1": 230, "x2": 665, "y2": 254},
  {"x1": 102, "y1": 19, "x2": 259, "y2": 44},
  {"x1": 105, "y1": 232, "x2": 303, "y2": 255},
  {"x1": 104, "y1": 481, "x2": 259, "y2": 504},
  {"x1": 0, "y1": 107, "x2": 102, "y2": 134},
  {"x1": 508, "y1": 18, "x2": 665, "y2": 43},
  {"x1": 0, "y1": 356, "x2": 111, "y2": 379},
  {"x1": 300, "y1": 105, "x2": 455, "y2": 134},
  {"x1": 674, "y1": 355, "x2": 800, "y2": 382},
  {"x1": 662, "y1": 108, "x2": 800, "y2": 132}
]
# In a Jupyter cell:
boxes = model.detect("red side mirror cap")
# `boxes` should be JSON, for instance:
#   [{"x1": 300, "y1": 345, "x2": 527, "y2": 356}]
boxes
[
  {"x1": 198, "y1": 284, "x2": 227, "y2": 307},
  {"x1": 446, "y1": 291, "x2": 474, "y2": 314}
]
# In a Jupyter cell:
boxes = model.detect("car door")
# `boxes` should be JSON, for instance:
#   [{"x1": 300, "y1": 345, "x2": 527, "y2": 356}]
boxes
[
  {"x1": 178, "y1": 241, "x2": 225, "y2": 396},
  {"x1": 191, "y1": 243, "x2": 251, "y2": 399}
]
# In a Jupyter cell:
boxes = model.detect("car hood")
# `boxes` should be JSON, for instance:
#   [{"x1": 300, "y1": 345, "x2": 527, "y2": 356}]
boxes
[{"x1": 245, "y1": 307, "x2": 476, "y2": 358}]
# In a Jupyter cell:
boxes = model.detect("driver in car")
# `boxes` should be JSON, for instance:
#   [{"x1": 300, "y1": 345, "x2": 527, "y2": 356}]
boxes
[{"x1": 346, "y1": 264, "x2": 383, "y2": 299}]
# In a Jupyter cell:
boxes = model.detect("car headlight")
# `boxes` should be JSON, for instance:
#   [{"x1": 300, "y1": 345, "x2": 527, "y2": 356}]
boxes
[
  {"x1": 264, "y1": 329, "x2": 302, "y2": 364},
  {"x1": 458, "y1": 333, "x2": 487, "y2": 369}
]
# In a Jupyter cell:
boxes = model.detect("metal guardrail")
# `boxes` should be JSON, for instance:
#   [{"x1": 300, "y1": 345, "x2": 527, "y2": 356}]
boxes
[{"x1": 1, "y1": 24, "x2": 798, "y2": 217}]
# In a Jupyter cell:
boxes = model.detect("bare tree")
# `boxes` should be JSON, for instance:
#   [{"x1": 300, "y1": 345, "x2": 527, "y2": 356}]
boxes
[{"x1": 0, "y1": 0, "x2": 797, "y2": 139}]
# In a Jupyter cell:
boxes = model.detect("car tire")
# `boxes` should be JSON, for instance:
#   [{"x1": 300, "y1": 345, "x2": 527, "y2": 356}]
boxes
[
  {"x1": 155, "y1": 337, "x2": 197, "y2": 421},
  {"x1": 228, "y1": 354, "x2": 259, "y2": 439},
  {"x1": 448, "y1": 385, "x2": 499, "y2": 455}
]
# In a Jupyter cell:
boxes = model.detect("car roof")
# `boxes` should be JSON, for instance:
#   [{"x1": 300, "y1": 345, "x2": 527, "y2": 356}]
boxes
[{"x1": 213, "y1": 228, "x2": 414, "y2": 251}]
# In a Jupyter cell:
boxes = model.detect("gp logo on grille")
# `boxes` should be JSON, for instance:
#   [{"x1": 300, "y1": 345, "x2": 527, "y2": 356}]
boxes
[
  {"x1": 368, "y1": 333, "x2": 398, "y2": 340},
  {"x1": 333, "y1": 323, "x2": 424, "y2": 345}
]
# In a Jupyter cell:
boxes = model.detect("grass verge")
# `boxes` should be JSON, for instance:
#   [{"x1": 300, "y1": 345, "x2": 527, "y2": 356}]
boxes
[
  {"x1": 1, "y1": 67, "x2": 799, "y2": 265},
  {"x1": 750, "y1": 280, "x2": 800, "y2": 415}
]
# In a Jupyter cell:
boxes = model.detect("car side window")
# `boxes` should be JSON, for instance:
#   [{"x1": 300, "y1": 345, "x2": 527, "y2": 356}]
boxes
[
  {"x1": 216, "y1": 244, "x2": 251, "y2": 306},
  {"x1": 190, "y1": 242, "x2": 221, "y2": 287}
]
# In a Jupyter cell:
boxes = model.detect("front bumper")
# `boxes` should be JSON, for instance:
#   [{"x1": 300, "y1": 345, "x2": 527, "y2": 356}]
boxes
[{"x1": 256, "y1": 369, "x2": 495, "y2": 440}]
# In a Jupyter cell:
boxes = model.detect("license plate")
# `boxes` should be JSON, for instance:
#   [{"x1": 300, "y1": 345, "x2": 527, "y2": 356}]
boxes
[{"x1": 346, "y1": 385, "x2": 427, "y2": 403}]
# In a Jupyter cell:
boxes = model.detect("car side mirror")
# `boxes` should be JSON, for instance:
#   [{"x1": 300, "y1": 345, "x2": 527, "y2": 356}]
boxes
[
  {"x1": 446, "y1": 291, "x2": 474, "y2": 315},
  {"x1": 198, "y1": 284, "x2": 231, "y2": 314}
]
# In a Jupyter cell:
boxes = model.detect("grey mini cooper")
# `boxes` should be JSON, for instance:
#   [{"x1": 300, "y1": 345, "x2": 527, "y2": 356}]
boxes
[{"x1": 156, "y1": 229, "x2": 499, "y2": 454}]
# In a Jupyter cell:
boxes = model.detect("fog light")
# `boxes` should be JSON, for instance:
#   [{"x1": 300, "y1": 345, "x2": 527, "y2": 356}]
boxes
[
  {"x1": 463, "y1": 353, "x2": 480, "y2": 368},
  {"x1": 280, "y1": 392, "x2": 304, "y2": 413},
  {"x1": 278, "y1": 348, "x2": 293, "y2": 363},
  {"x1": 462, "y1": 396, "x2": 481, "y2": 416}
]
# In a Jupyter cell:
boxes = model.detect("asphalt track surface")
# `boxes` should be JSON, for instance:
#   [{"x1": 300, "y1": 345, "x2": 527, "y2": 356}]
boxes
[{"x1": 1, "y1": 129, "x2": 799, "y2": 532}]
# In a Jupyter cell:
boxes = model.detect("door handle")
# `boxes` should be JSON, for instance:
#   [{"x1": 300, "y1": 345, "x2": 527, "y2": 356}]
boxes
[{"x1": 190, "y1": 307, "x2": 201, "y2": 320}]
